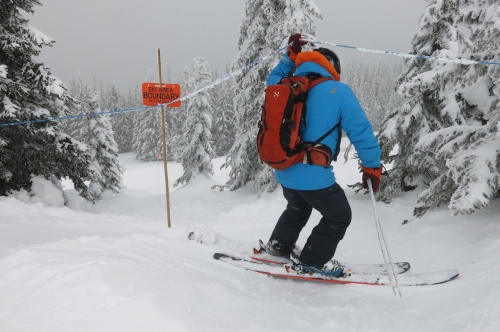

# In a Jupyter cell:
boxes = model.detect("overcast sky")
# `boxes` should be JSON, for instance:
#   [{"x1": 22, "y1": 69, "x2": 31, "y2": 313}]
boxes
[{"x1": 29, "y1": 0, "x2": 427, "y2": 93}]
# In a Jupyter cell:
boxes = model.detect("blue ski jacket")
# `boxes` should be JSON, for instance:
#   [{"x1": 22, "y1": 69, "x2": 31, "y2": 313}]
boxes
[{"x1": 266, "y1": 51, "x2": 381, "y2": 190}]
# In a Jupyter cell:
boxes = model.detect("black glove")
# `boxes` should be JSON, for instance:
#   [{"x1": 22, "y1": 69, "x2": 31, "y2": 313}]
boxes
[{"x1": 287, "y1": 33, "x2": 307, "y2": 61}]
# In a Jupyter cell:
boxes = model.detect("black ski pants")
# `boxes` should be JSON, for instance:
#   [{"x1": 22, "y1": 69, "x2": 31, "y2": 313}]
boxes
[{"x1": 269, "y1": 183, "x2": 352, "y2": 267}]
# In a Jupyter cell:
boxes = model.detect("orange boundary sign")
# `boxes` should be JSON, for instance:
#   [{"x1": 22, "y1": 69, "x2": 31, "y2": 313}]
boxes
[{"x1": 142, "y1": 82, "x2": 181, "y2": 107}]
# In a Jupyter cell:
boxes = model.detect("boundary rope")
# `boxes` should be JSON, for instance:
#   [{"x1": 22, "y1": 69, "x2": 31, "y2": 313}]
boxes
[
  {"x1": 312, "y1": 40, "x2": 500, "y2": 66},
  {"x1": 0, "y1": 45, "x2": 288, "y2": 128},
  {"x1": 2, "y1": 39, "x2": 499, "y2": 128},
  {"x1": 0, "y1": 105, "x2": 152, "y2": 127}
]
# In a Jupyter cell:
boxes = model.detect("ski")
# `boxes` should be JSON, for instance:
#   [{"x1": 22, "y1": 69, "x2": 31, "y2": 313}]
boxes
[
  {"x1": 189, "y1": 231, "x2": 410, "y2": 275},
  {"x1": 258, "y1": 267, "x2": 459, "y2": 286},
  {"x1": 216, "y1": 252, "x2": 411, "y2": 275},
  {"x1": 214, "y1": 253, "x2": 459, "y2": 286},
  {"x1": 220, "y1": 252, "x2": 411, "y2": 276},
  {"x1": 252, "y1": 239, "x2": 411, "y2": 274}
]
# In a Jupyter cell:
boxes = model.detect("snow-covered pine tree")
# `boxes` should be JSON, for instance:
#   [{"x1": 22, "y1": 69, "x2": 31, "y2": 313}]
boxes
[
  {"x1": 343, "y1": 58, "x2": 403, "y2": 131},
  {"x1": 222, "y1": 0, "x2": 321, "y2": 193},
  {"x1": 174, "y1": 57, "x2": 215, "y2": 186},
  {"x1": 125, "y1": 85, "x2": 141, "y2": 111},
  {"x1": 377, "y1": 0, "x2": 500, "y2": 216},
  {"x1": 107, "y1": 84, "x2": 133, "y2": 153},
  {"x1": 62, "y1": 73, "x2": 84, "y2": 139},
  {"x1": 370, "y1": 60, "x2": 404, "y2": 131},
  {"x1": 132, "y1": 69, "x2": 164, "y2": 161},
  {"x1": 134, "y1": 107, "x2": 163, "y2": 161},
  {"x1": 164, "y1": 86, "x2": 177, "y2": 161},
  {"x1": 0, "y1": 0, "x2": 98, "y2": 200},
  {"x1": 170, "y1": 66, "x2": 192, "y2": 162},
  {"x1": 210, "y1": 68, "x2": 223, "y2": 155},
  {"x1": 78, "y1": 82, "x2": 124, "y2": 199},
  {"x1": 211, "y1": 65, "x2": 237, "y2": 156}
]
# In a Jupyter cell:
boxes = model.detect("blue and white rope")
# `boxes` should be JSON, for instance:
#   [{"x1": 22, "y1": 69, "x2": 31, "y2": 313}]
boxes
[
  {"x1": 0, "y1": 106, "x2": 151, "y2": 127},
  {"x1": 173, "y1": 45, "x2": 289, "y2": 104},
  {"x1": 312, "y1": 40, "x2": 500, "y2": 66},
  {"x1": 0, "y1": 45, "x2": 289, "y2": 128},
  {"x1": 1, "y1": 40, "x2": 499, "y2": 128}
]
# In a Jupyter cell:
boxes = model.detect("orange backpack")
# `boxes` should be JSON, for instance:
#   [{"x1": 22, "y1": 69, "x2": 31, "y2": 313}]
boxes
[{"x1": 257, "y1": 76, "x2": 340, "y2": 170}]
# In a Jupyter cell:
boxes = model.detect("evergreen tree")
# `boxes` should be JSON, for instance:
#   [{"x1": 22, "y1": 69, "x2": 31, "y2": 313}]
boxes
[
  {"x1": 107, "y1": 84, "x2": 133, "y2": 153},
  {"x1": 164, "y1": 84, "x2": 178, "y2": 161},
  {"x1": 64, "y1": 73, "x2": 87, "y2": 140},
  {"x1": 170, "y1": 66, "x2": 192, "y2": 162},
  {"x1": 377, "y1": 0, "x2": 500, "y2": 216},
  {"x1": 343, "y1": 58, "x2": 403, "y2": 131},
  {"x1": 368, "y1": 59, "x2": 403, "y2": 131},
  {"x1": 212, "y1": 65, "x2": 237, "y2": 156},
  {"x1": 174, "y1": 57, "x2": 215, "y2": 186},
  {"x1": 133, "y1": 106, "x2": 163, "y2": 161},
  {"x1": 0, "y1": 0, "x2": 97, "y2": 200},
  {"x1": 125, "y1": 85, "x2": 141, "y2": 111},
  {"x1": 79, "y1": 83, "x2": 124, "y2": 199},
  {"x1": 132, "y1": 70, "x2": 164, "y2": 161},
  {"x1": 223, "y1": 0, "x2": 321, "y2": 193},
  {"x1": 210, "y1": 68, "x2": 223, "y2": 155}
]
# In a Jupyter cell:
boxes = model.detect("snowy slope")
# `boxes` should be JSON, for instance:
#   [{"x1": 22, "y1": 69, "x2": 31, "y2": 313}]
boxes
[{"x1": 0, "y1": 142, "x2": 499, "y2": 332}]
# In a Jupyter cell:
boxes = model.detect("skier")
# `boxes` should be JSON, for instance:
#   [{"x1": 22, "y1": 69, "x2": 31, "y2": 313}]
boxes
[{"x1": 264, "y1": 33, "x2": 383, "y2": 277}]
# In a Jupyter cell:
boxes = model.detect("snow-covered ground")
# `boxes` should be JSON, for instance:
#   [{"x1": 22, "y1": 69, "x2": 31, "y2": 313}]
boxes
[{"x1": 1, "y1": 141, "x2": 499, "y2": 332}]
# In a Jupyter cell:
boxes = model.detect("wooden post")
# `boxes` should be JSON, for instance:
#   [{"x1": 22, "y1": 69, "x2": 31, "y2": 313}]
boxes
[{"x1": 157, "y1": 49, "x2": 172, "y2": 228}]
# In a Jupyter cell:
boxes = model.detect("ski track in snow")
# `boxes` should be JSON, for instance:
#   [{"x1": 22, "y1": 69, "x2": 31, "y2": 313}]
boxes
[{"x1": 1, "y1": 144, "x2": 499, "y2": 332}]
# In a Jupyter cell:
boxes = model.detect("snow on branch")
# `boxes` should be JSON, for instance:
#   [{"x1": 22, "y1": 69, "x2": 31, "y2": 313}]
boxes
[
  {"x1": 415, "y1": 115, "x2": 500, "y2": 216},
  {"x1": 27, "y1": 25, "x2": 54, "y2": 47}
]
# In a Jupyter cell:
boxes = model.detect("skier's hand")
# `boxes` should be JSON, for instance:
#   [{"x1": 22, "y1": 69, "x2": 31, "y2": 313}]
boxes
[
  {"x1": 362, "y1": 165, "x2": 384, "y2": 192},
  {"x1": 287, "y1": 33, "x2": 307, "y2": 61}
]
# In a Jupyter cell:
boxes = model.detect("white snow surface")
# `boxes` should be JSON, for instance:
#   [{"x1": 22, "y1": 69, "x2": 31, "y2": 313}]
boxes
[{"x1": 1, "y1": 142, "x2": 499, "y2": 332}]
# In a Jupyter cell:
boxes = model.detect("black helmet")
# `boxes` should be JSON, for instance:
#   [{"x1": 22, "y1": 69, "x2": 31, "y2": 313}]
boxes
[{"x1": 314, "y1": 47, "x2": 341, "y2": 75}]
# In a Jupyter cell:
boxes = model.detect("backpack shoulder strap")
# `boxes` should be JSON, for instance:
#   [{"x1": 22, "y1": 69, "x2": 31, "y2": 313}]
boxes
[
  {"x1": 304, "y1": 76, "x2": 340, "y2": 150},
  {"x1": 308, "y1": 76, "x2": 333, "y2": 90},
  {"x1": 304, "y1": 75, "x2": 337, "y2": 144}
]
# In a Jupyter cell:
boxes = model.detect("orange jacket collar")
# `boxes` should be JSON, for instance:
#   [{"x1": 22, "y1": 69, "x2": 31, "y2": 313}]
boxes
[{"x1": 295, "y1": 51, "x2": 341, "y2": 81}]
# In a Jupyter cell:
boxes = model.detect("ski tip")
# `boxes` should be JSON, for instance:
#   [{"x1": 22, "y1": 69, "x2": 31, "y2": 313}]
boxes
[
  {"x1": 188, "y1": 231, "x2": 205, "y2": 244},
  {"x1": 213, "y1": 253, "x2": 227, "y2": 260},
  {"x1": 450, "y1": 269, "x2": 460, "y2": 278},
  {"x1": 443, "y1": 269, "x2": 459, "y2": 277},
  {"x1": 399, "y1": 262, "x2": 411, "y2": 273},
  {"x1": 213, "y1": 253, "x2": 243, "y2": 262},
  {"x1": 432, "y1": 269, "x2": 460, "y2": 285}
]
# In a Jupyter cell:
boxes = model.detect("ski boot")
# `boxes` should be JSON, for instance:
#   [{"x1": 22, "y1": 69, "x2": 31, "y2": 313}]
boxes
[
  {"x1": 288, "y1": 255, "x2": 351, "y2": 278},
  {"x1": 254, "y1": 239, "x2": 301, "y2": 258}
]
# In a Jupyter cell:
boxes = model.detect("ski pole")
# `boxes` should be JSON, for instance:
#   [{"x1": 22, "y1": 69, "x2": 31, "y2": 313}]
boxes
[{"x1": 367, "y1": 178, "x2": 402, "y2": 297}]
